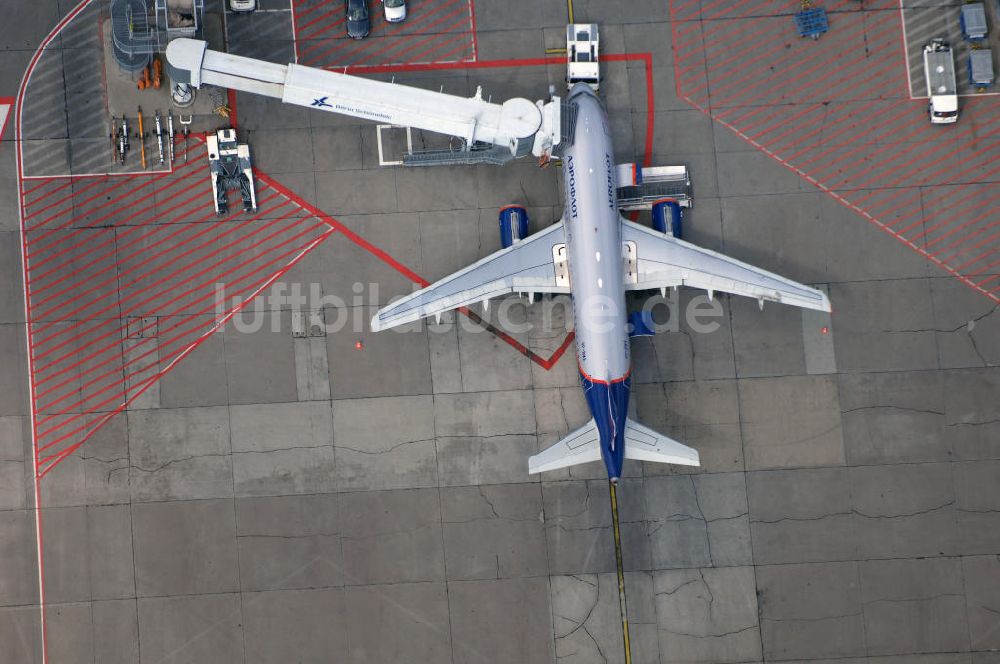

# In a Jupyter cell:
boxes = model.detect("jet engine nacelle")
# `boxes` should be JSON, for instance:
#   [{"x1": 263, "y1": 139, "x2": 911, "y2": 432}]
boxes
[
  {"x1": 651, "y1": 198, "x2": 683, "y2": 239},
  {"x1": 498, "y1": 205, "x2": 530, "y2": 249}
]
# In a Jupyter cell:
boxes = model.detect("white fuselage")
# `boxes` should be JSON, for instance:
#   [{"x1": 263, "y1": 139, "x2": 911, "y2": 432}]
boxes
[{"x1": 561, "y1": 86, "x2": 630, "y2": 384}]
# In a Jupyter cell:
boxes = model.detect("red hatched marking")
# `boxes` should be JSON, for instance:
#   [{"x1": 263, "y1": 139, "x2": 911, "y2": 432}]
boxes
[
  {"x1": 670, "y1": 1, "x2": 1000, "y2": 304},
  {"x1": 292, "y1": 0, "x2": 477, "y2": 69}
]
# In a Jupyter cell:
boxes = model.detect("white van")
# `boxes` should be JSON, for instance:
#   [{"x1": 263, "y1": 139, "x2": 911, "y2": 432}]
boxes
[{"x1": 924, "y1": 39, "x2": 958, "y2": 124}]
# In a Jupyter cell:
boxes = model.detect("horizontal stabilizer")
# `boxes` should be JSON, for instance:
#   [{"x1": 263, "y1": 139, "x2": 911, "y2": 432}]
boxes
[
  {"x1": 624, "y1": 419, "x2": 700, "y2": 466},
  {"x1": 528, "y1": 419, "x2": 601, "y2": 474}
]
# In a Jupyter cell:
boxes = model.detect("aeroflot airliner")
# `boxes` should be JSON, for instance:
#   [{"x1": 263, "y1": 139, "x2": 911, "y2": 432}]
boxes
[
  {"x1": 371, "y1": 84, "x2": 831, "y2": 481},
  {"x1": 164, "y1": 39, "x2": 831, "y2": 481}
]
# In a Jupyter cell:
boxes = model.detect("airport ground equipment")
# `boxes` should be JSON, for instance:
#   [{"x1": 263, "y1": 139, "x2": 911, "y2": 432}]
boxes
[
  {"x1": 924, "y1": 39, "x2": 959, "y2": 123},
  {"x1": 614, "y1": 163, "x2": 692, "y2": 212},
  {"x1": 136, "y1": 106, "x2": 147, "y2": 168},
  {"x1": 206, "y1": 128, "x2": 257, "y2": 216},
  {"x1": 961, "y1": 3, "x2": 988, "y2": 40},
  {"x1": 651, "y1": 199, "x2": 683, "y2": 239},
  {"x1": 566, "y1": 23, "x2": 600, "y2": 90},
  {"x1": 167, "y1": 112, "x2": 175, "y2": 164},
  {"x1": 179, "y1": 114, "x2": 192, "y2": 160},
  {"x1": 155, "y1": 111, "x2": 165, "y2": 165},
  {"x1": 165, "y1": 38, "x2": 563, "y2": 162},
  {"x1": 795, "y1": 5, "x2": 828, "y2": 39},
  {"x1": 498, "y1": 205, "x2": 529, "y2": 249},
  {"x1": 112, "y1": 114, "x2": 130, "y2": 165},
  {"x1": 970, "y1": 48, "x2": 994, "y2": 87}
]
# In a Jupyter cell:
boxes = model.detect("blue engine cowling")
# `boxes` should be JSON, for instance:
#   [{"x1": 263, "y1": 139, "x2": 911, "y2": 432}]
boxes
[
  {"x1": 651, "y1": 198, "x2": 683, "y2": 239},
  {"x1": 498, "y1": 205, "x2": 530, "y2": 249}
]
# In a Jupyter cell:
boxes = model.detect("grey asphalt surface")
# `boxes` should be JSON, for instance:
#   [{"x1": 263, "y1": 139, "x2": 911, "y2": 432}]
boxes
[{"x1": 1, "y1": 1, "x2": 999, "y2": 663}]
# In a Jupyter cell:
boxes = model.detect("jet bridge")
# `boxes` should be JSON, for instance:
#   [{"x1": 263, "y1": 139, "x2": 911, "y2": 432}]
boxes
[{"x1": 165, "y1": 38, "x2": 562, "y2": 160}]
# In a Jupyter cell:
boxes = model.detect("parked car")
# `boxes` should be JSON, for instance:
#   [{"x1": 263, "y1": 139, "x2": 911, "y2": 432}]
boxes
[
  {"x1": 346, "y1": 0, "x2": 371, "y2": 39},
  {"x1": 382, "y1": 0, "x2": 407, "y2": 22},
  {"x1": 229, "y1": 0, "x2": 256, "y2": 13}
]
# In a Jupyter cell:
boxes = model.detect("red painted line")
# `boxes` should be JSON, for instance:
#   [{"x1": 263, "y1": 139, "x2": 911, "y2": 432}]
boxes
[
  {"x1": 675, "y1": 17, "x2": 768, "y2": 77},
  {"x1": 913, "y1": 196, "x2": 997, "y2": 250},
  {"x1": 686, "y1": 9, "x2": 872, "y2": 99},
  {"x1": 433, "y1": 33, "x2": 476, "y2": 63},
  {"x1": 910, "y1": 185, "x2": 993, "y2": 240},
  {"x1": 34, "y1": 207, "x2": 309, "y2": 404},
  {"x1": 888, "y1": 158, "x2": 1000, "y2": 233},
  {"x1": 36, "y1": 226, "x2": 334, "y2": 477},
  {"x1": 293, "y1": 0, "x2": 322, "y2": 18},
  {"x1": 350, "y1": 0, "x2": 468, "y2": 66},
  {"x1": 23, "y1": 176, "x2": 120, "y2": 228},
  {"x1": 755, "y1": 103, "x2": 825, "y2": 149},
  {"x1": 29, "y1": 198, "x2": 299, "y2": 374},
  {"x1": 35, "y1": 217, "x2": 318, "y2": 419},
  {"x1": 799, "y1": 100, "x2": 926, "y2": 173},
  {"x1": 929, "y1": 197, "x2": 1000, "y2": 256},
  {"x1": 818, "y1": 115, "x2": 945, "y2": 189},
  {"x1": 31, "y1": 191, "x2": 287, "y2": 348},
  {"x1": 711, "y1": 13, "x2": 897, "y2": 109},
  {"x1": 296, "y1": 5, "x2": 343, "y2": 36},
  {"x1": 21, "y1": 178, "x2": 57, "y2": 197},
  {"x1": 390, "y1": 20, "x2": 471, "y2": 67},
  {"x1": 30, "y1": 190, "x2": 233, "y2": 321},
  {"x1": 856, "y1": 108, "x2": 1000, "y2": 203},
  {"x1": 858, "y1": 115, "x2": 1000, "y2": 194},
  {"x1": 971, "y1": 256, "x2": 1000, "y2": 281},
  {"x1": 25, "y1": 175, "x2": 158, "y2": 252},
  {"x1": 467, "y1": 0, "x2": 478, "y2": 61},
  {"x1": 787, "y1": 98, "x2": 909, "y2": 166},
  {"x1": 910, "y1": 180, "x2": 1000, "y2": 240},
  {"x1": 22, "y1": 179, "x2": 74, "y2": 208},
  {"x1": 883, "y1": 138, "x2": 1000, "y2": 225},
  {"x1": 308, "y1": 8, "x2": 401, "y2": 66},
  {"x1": 29, "y1": 179, "x2": 209, "y2": 298},
  {"x1": 311, "y1": 0, "x2": 462, "y2": 67},
  {"x1": 709, "y1": 10, "x2": 896, "y2": 107},
  {"x1": 953, "y1": 228, "x2": 1000, "y2": 271},
  {"x1": 26, "y1": 158, "x2": 203, "y2": 267},
  {"x1": 35, "y1": 225, "x2": 325, "y2": 441}
]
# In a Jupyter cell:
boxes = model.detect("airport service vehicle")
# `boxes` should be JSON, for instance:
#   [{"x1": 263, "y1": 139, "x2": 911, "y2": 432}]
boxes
[
  {"x1": 924, "y1": 39, "x2": 959, "y2": 124},
  {"x1": 970, "y1": 48, "x2": 995, "y2": 87},
  {"x1": 345, "y1": 0, "x2": 370, "y2": 39},
  {"x1": 206, "y1": 128, "x2": 257, "y2": 216},
  {"x1": 229, "y1": 0, "x2": 256, "y2": 13},
  {"x1": 960, "y1": 3, "x2": 988, "y2": 40},
  {"x1": 566, "y1": 23, "x2": 600, "y2": 90},
  {"x1": 382, "y1": 0, "x2": 406, "y2": 23},
  {"x1": 166, "y1": 37, "x2": 830, "y2": 481}
]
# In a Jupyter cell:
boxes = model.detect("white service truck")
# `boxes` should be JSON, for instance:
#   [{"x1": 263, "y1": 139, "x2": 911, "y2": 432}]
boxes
[
  {"x1": 924, "y1": 39, "x2": 958, "y2": 124},
  {"x1": 566, "y1": 24, "x2": 600, "y2": 90}
]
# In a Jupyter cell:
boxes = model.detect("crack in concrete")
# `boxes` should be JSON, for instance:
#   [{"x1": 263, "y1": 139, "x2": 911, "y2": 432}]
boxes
[
  {"x1": 336, "y1": 439, "x2": 432, "y2": 455},
  {"x1": 130, "y1": 452, "x2": 230, "y2": 474},
  {"x1": 841, "y1": 405, "x2": 944, "y2": 416}
]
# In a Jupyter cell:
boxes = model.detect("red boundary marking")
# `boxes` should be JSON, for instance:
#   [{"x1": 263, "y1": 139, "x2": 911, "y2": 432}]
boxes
[
  {"x1": 292, "y1": 0, "x2": 478, "y2": 71},
  {"x1": 0, "y1": 96, "x2": 14, "y2": 145},
  {"x1": 668, "y1": 1, "x2": 1000, "y2": 306}
]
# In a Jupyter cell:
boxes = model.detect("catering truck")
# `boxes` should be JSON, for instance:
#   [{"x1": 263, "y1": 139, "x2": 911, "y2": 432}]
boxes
[{"x1": 924, "y1": 39, "x2": 959, "y2": 124}]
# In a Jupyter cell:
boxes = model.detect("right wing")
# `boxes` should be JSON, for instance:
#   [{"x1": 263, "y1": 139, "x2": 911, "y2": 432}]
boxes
[
  {"x1": 372, "y1": 220, "x2": 569, "y2": 331},
  {"x1": 621, "y1": 218, "x2": 830, "y2": 312}
]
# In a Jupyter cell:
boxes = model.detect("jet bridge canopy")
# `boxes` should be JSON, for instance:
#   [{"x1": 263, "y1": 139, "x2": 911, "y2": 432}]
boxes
[{"x1": 164, "y1": 38, "x2": 561, "y2": 159}]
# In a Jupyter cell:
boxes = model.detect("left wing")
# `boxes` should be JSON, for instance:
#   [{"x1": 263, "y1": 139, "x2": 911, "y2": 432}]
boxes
[
  {"x1": 371, "y1": 220, "x2": 569, "y2": 331},
  {"x1": 621, "y1": 218, "x2": 830, "y2": 311}
]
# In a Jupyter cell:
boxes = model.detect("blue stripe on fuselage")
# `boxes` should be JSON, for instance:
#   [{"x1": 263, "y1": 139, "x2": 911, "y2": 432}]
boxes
[{"x1": 580, "y1": 371, "x2": 631, "y2": 480}]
